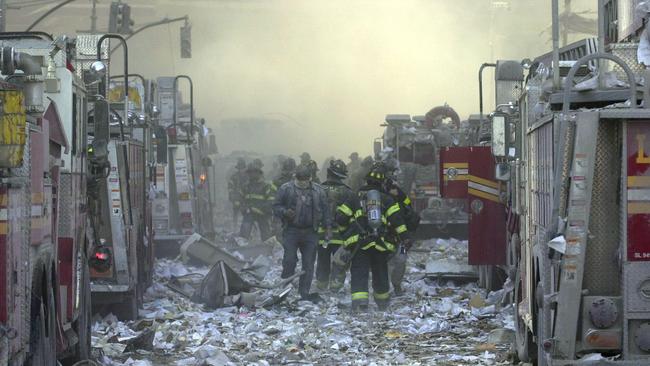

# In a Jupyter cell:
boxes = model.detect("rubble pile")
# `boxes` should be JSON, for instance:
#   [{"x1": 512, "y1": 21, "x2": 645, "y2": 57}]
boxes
[{"x1": 92, "y1": 238, "x2": 515, "y2": 365}]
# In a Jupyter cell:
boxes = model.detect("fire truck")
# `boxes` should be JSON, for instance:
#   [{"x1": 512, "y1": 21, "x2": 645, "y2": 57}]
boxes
[
  {"x1": 377, "y1": 106, "x2": 472, "y2": 238},
  {"x1": 75, "y1": 34, "x2": 154, "y2": 320},
  {"x1": 450, "y1": 2, "x2": 650, "y2": 363},
  {"x1": 152, "y1": 76, "x2": 216, "y2": 255},
  {"x1": 0, "y1": 33, "x2": 92, "y2": 365}
]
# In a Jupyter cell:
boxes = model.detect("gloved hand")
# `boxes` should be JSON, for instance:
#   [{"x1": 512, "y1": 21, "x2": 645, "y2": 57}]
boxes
[
  {"x1": 284, "y1": 208, "x2": 295, "y2": 219},
  {"x1": 332, "y1": 246, "x2": 353, "y2": 266},
  {"x1": 402, "y1": 238, "x2": 413, "y2": 251},
  {"x1": 325, "y1": 228, "x2": 333, "y2": 242}
]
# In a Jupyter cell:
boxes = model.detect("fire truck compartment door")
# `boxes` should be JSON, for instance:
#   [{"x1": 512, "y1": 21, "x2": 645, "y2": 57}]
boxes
[
  {"x1": 440, "y1": 147, "x2": 470, "y2": 199},
  {"x1": 467, "y1": 146, "x2": 506, "y2": 265}
]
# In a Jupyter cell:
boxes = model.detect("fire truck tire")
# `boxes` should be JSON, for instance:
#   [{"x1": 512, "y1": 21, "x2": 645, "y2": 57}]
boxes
[
  {"x1": 514, "y1": 266, "x2": 535, "y2": 362},
  {"x1": 72, "y1": 256, "x2": 92, "y2": 362},
  {"x1": 28, "y1": 267, "x2": 56, "y2": 366}
]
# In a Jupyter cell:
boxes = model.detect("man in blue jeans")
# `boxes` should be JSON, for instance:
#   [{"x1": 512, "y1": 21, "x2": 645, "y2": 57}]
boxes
[{"x1": 273, "y1": 164, "x2": 330, "y2": 299}]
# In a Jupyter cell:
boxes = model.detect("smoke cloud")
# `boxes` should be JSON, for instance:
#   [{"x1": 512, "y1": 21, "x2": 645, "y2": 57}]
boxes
[{"x1": 11, "y1": 0, "x2": 596, "y2": 161}]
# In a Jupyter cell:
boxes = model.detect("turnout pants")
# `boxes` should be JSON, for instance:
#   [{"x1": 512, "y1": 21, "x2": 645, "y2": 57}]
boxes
[
  {"x1": 350, "y1": 249, "x2": 390, "y2": 310},
  {"x1": 239, "y1": 213, "x2": 271, "y2": 241},
  {"x1": 281, "y1": 227, "x2": 318, "y2": 297},
  {"x1": 316, "y1": 244, "x2": 347, "y2": 291},
  {"x1": 388, "y1": 245, "x2": 407, "y2": 292}
]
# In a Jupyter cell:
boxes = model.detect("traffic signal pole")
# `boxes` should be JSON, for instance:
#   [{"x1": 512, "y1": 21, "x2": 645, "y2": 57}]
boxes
[{"x1": 110, "y1": 16, "x2": 189, "y2": 56}]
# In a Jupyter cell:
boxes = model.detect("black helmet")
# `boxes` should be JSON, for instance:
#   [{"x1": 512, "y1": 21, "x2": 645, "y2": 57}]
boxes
[
  {"x1": 327, "y1": 159, "x2": 348, "y2": 179},
  {"x1": 361, "y1": 156, "x2": 374, "y2": 168},
  {"x1": 295, "y1": 164, "x2": 311, "y2": 180},
  {"x1": 247, "y1": 162, "x2": 263, "y2": 175},
  {"x1": 236, "y1": 158, "x2": 246, "y2": 170},
  {"x1": 300, "y1": 152, "x2": 311, "y2": 163},
  {"x1": 282, "y1": 157, "x2": 297, "y2": 171},
  {"x1": 366, "y1": 165, "x2": 385, "y2": 184},
  {"x1": 252, "y1": 158, "x2": 264, "y2": 170}
]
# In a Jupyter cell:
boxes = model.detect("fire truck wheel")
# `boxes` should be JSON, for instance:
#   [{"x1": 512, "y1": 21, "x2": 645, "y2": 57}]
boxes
[
  {"x1": 513, "y1": 266, "x2": 535, "y2": 362},
  {"x1": 28, "y1": 269, "x2": 57, "y2": 366},
  {"x1": 73, "y1": 255, "x2": 92, "y2": 361}
]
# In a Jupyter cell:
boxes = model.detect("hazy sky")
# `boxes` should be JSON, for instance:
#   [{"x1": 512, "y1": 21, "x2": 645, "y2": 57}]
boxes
[{"x1": 8, "y1": 0, "x2": 596, "y2": 161}]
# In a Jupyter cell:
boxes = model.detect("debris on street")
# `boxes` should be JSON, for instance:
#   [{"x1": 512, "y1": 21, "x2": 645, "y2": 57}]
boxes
[{"x1": 92, "y1": 237, "x2": 515, "y2": 365}]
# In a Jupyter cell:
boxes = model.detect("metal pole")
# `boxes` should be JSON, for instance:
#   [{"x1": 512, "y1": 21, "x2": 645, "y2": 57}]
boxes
[
  {"x1": 563, "y1": 0, "x2": 571, "y2": 47},
  {"x1": 552, "y1": 0, "x2": 561, "y2": 90},
  {"x1": 90, "y1": 0, "x2": 97, "y2": 33},
  {"x1": 479, "y1": 63, "x2": 497, "y2": 123},
  {"x1": 0, "y1": 0, "x2": 7, "y2": 32},
  {"x1": 26, "y1": 0, "x2": 77, "y2": 31},
  {"x1": 110, "y1": 16, "x2": 189, "y2": 55},
  {"x1": 597, "y1": 0, "x2": 605, "y2": 88}
]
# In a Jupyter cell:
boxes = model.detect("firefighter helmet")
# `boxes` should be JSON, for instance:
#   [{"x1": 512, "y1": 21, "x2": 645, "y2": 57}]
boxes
[
  {"x1": 361, "y1": 156, "x2": 374, "y2": 168},
  {"x1": 327, "y1": 159, "x2": 348, "y2": 179},
  {"x1": 366, "y1": 165, "x2": 386, "y2": 184},
  {"x1": 252, "y1": 158, "x2": 264, "y2": 170},
  {"x1": 300, "y1": 152, "x2": 311, "y2": 164},
  {"x1": 282, "y1": 157, "x2": 297, "y2": 171},
  {"x1": 236, "y1": 158, "x2": 246, "y2": 170}
]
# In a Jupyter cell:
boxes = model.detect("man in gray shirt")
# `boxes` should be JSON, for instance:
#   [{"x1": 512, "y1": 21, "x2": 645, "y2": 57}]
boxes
[{"x1": 273, "y1": 164, "x2": 330, "y2": 299}]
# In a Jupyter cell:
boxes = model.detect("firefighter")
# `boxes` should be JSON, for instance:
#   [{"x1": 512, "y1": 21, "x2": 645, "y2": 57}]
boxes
[
  {"x1": 342, "y1": 166, "x2": 410, "y2": 312},
  {"x1": 316, "y1": 159, "x2": 358, "y2": 292},
  {"x1": 273, "y1": 157, "x2": 297, "y2": 190},
  {"x1": 300, "y1": 152, "x2": 312, "y2": 166},
  {"x1": 348, "y1": 155, "x2": 374, "y2": 191},
  {"x1": 308, "y1": 159, "x2": 321, "y2": 184},
  {"x1": 239, "y1": 161, "x2": 275, "y2": 241},
  {"x1": 228, "y1": 158, "x2": 248, "y2": 229},
  {"x1": 380, "y1": 159, "x2": 420, "y2": 296},
  {"x1": 273, "y1": 164, "x2": 330, "y2": 300},
  {"x1": 348, "y1": 152, "x2": 360, "y2": 174}
]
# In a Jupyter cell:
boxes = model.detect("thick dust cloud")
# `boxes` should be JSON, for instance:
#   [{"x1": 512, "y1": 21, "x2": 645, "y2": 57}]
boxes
[{"x1": 10, "y1": 0, "x2": 596, "y2": 161}]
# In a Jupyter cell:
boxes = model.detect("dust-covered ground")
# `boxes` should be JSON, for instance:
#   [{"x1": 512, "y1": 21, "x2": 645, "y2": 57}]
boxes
[{"x1": 91, "y1": 236, "x2": 515, "y2": 366}]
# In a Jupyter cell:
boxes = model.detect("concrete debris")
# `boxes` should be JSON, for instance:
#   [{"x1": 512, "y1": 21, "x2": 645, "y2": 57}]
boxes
[
  {"x1": 423, "y1": 239, "x2": 478, "y2": 281},
  {"x1": 93, "y1": 237, "x2": 514, "y2": 365},
  {"x1": 179, "y1": 233, "x2": 247, "y2": 269},
  {"x1": 487, "y1": 328, "x2": 515, "y2": 344}
]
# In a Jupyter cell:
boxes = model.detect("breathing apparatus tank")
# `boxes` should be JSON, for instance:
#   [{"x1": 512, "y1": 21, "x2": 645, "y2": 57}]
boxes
[{"x1": 365, "y1": 189, "x2": 382, "y2": 236}]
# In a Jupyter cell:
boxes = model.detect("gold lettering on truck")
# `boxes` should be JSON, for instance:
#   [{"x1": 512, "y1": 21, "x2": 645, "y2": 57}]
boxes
[{"x1": 637, "y1": 134, "x2": 650, "y2": 164}]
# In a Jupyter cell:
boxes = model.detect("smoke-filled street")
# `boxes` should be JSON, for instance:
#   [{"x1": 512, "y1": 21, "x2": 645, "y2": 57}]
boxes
[
  {"x1": 4, "y1": 1, "x2": 650, "y2": 366},
  {"x1": 92, "y1": 237, "x2": 514, "y2": 366}
]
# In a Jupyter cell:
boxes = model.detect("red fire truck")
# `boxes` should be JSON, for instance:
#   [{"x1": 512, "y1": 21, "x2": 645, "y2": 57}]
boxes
[
  {"x1": 378, "y1": 106, "x2": 472, "y2": 238},
  {"x1": 445, "y1": 2, "x2": 650, "y2": 363},
  {"x1": 77, "y1": 34, "x2": 155, "y2": 320},
  {"x1": 0, "y1": 33, "x2": 91, "y2": 365}
]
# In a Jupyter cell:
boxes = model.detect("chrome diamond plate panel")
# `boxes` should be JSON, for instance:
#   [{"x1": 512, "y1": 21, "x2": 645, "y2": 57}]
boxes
[
  {"x1": 584, "y1": 121, "x2": 621, "y2": 296},
  {"x1": 58, "y1": 173, "x2": 73, "y2": 238}
]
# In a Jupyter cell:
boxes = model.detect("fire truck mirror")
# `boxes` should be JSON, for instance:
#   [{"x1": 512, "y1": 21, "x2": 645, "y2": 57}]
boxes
[
  {"x1": 90, "y1": 61, "x2": 107, "y2": 82},
  {"x1": 491, "y1": 115, "x2": 508, "y2": 157},
  {"x1": 495, "y1": 162, "x2": 510, "y2": 182},
  {"x1": 94, "y1": 99, "x2": 110, "y2": 144}
]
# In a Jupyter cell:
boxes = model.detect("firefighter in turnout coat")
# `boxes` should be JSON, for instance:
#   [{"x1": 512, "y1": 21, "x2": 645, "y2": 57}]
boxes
[
  {"x1": 239, "y1": 161, "x2": 276, "y2": 241},
  {"x1": 343, "y1": 166, "x2": 409, "y2": 311},
  {"x1": 316, "y1": 159, "x2": 359, "y2": 292}
]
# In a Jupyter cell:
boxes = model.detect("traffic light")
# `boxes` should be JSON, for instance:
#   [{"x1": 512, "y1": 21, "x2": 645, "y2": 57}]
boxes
[
  {"x1": 180, "y1": 24, "x2": 191, "y2": 58},
  {"x1": 109, "y1": 2, "x2": 133, "y2": 34}
]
